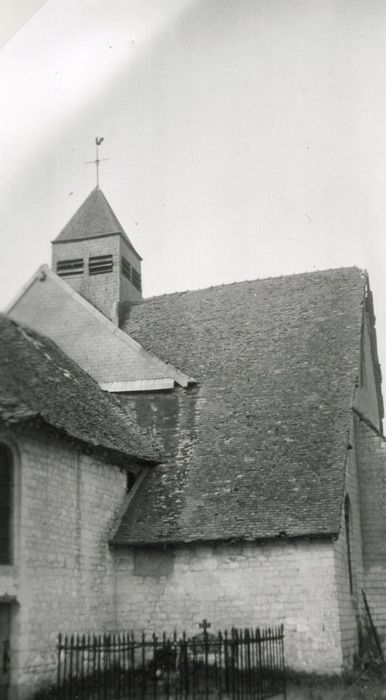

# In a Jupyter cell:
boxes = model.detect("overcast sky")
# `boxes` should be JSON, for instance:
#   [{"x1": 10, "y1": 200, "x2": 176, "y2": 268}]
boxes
[{"x1": 1, "y1": 0, "x2": 386, "y2": 376}]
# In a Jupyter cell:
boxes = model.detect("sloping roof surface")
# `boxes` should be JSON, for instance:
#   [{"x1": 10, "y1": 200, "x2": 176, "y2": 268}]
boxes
[
  {"x1": 114, "y1": 267, "x2": 365, "y2": 544},
  {"x1": 6, "y1": 265, "x2": 195, "y2": 388},
  {"x1": 0, "y1": 314, "x2": 157, "y2": 464},
  {"x1": 53, "y1": 188, "x2": 141, "y2": 257}
]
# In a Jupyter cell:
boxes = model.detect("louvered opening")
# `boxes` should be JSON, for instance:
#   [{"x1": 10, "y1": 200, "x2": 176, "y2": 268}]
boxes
[
  {"x1": 121, "y1": 257, "x2": 131, "y2": 281},
  {"x1": 89, "y1": 254, "x2": 113, "y2": 275},
  {"x1": 57, "y1": 258, "x2": 84, "y2": 277},
  {"x1": 132, "y1": 267, "x2": 142, "y2": 292}
]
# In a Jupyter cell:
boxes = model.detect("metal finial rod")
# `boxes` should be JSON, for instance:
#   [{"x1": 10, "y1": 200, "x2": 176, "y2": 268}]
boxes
[{"x1": 85, "y1": 137, "x2": 110, "y2": 188}]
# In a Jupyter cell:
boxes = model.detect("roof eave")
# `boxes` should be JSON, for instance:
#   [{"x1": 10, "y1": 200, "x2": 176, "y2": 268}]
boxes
[
  {"x1": 110, "y1": 530, "x2": 339, "y2": 549},
  {"x1": 0, "y1": 413, "x2": 160, "y2": 468},
  {"x1": 52, "y1": 231, "x2": 143, "y2": 261},
  {"x1": 6, "y1": 265, "x2": 195, "y2": 389}
]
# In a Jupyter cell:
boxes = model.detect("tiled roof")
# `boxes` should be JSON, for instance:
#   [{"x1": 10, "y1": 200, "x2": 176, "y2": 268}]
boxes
[
  {"x1": 53, "y1": 188, "x2": 141, "y2": 258},
  {"x1": 113, "y1": 267, "x2": 366, "y2": 544},
  {"x1": 0, "y1": 315, "x2": 158, "y2": 465}
]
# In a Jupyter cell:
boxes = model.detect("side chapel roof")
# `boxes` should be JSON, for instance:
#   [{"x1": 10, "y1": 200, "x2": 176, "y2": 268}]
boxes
[
  {"x1": 0, "y1": 314, "x2": 158, "y2": 465},
  {"x1": 113, "y1": 267, "x2": 367, "y2": 544}
]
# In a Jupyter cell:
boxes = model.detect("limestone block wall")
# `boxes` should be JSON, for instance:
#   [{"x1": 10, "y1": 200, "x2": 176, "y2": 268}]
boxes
[
  {"x1": 354, "y1": 308, "x2": 382, "y2": 431},
  {"x1": 0, "y1": 427, "x2": 128, "y2": 699},
  {"x1": 119, "y1": 235, "x2": 142, "y2": 302},
  {"x1": 355, "y1": 415, "x2": 386, "y2": 643},
  {"x1": 333, "y1": 436, "x2": 365, "y2": 668},
  {"x1": 113, "y1": 539, "x2": 343, "y2": 674}
]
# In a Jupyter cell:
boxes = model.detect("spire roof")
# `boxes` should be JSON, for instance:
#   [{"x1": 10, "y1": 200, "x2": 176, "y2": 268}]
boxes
[{"x1": 53, "y1": 188, "x2": 141, "y2": 259}]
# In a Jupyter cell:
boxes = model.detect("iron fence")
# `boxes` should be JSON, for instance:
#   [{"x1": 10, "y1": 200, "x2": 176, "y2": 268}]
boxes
[{"x1": 56, "y1": 621, "x2": 286, "y2": 700}]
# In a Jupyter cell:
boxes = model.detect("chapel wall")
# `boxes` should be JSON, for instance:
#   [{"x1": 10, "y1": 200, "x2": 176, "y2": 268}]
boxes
[
  {"x1": 0, "y1": 428, "x2": 127, "y2": 699},
  {"x1": 354, "y1": 306, "x2": 382, "y2": 431},
  {"x1": 119, "y1": 235, "x2": 142, "y2": 302},
  {"x1": 113, "y1": 539, "x2": 343, "y2": 674},
  {"x1": 354, "y1": 415, "x2": 386, "y2": 645},
  {"x1": 332, "y1": 436, "x2": 365, "y2": 668}
]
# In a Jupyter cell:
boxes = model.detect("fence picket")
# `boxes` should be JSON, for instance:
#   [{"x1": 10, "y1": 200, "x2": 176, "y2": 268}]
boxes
[{"x1": 55, "y1": 622, "x2": 286, "y2": 700}]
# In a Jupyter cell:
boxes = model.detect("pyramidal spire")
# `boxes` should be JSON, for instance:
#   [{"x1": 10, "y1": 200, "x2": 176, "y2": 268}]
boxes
[
  {"x1": 51, "y1": 188, "x2": 142, "y2": 324},
  {"x1": 53, "y1": 188, "x2": 139, "y2": 254}
]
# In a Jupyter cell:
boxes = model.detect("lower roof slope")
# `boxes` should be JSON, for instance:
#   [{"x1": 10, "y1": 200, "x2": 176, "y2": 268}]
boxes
[
  {"x1": 0, "y1": 315, "x2": 158, "y2": 464},
  {"x1": 114, "y1": 267, "x2": 366, "y2": 544}
]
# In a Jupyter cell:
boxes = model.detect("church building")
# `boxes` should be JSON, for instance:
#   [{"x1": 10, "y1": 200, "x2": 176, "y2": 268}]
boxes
[{"x1": 3, "y1": 185, "x2": 386, "y2": 696}]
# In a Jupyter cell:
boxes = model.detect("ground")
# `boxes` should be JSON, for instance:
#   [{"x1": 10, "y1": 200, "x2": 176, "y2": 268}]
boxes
[{"x1": 286, "y1": 663, "x2": 386, "y2": 699}]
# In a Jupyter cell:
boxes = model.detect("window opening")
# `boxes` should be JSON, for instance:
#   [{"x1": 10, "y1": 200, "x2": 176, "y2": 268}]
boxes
[
  {"x1": 126, "y1": 472, "x2": 136, "y2": 493},
  {"x1": 57, "y1": 258, "x2": 84, "y2": 277},
  {"x1": 89, "y1": 254, "x2": 113, "y2": 275},
  {"x1": 344, "y1": 495, "x2": 354, "y2": 594},
  {"x1": 0, "y1": 444, "x2": 13, "y2": 565},
  {"x1": 121, "y1": 257, "x2": 131, "y2": 282}
]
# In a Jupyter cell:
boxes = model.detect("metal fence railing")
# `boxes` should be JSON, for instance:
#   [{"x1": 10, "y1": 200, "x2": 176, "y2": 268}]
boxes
[{"x1": 56, "y1": 621, "x2": 286, "y2": 700}]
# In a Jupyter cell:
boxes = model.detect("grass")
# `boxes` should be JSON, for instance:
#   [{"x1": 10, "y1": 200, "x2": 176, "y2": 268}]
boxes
[{"x1": 286, "y1": 660, "x2": 386, "y2": 699}]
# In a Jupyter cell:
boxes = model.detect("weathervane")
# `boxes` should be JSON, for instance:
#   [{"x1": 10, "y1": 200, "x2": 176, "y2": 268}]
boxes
[{"x1": 86, "y1": 137, "x2": 109, "y2": 188}]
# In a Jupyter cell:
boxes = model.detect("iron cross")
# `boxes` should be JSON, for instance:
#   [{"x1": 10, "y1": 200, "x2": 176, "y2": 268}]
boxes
[{"x1": 199, "y1": 619, "x2": 211, "y2": 634}]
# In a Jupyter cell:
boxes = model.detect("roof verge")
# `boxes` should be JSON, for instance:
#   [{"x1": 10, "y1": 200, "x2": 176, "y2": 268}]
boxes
[{"x1": 5, "y1": 265, "x2": 196, "y2": 391}]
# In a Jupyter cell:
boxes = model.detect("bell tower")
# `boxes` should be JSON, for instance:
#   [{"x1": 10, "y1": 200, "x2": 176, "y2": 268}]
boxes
[{"x1": 51, "y1": 187, "x2": 142, "y2": 324}]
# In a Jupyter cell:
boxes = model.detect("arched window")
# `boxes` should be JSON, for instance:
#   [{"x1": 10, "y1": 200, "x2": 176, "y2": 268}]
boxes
[
  {"x1": 0, "y1": 444, "x2": 13, "y2": 565},
  {"x1": 344, "y1": 495, "x2": 354, "y2": 595}
]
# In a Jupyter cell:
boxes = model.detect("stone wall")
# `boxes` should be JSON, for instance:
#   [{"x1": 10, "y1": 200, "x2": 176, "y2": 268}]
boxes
[
  {"x1": 113, "y1": 539, "x2": 343, "y2": 674},
  {"x1": 0, "y1": 426, "x2": 129, "y2": 699},
  {"x1": 52, "y1": 235, "x2": 122, "y2": 321},
  {"x1": 354, "y1": 305, "x2": 382, "y2": 431},
  {"x1": 333, "y1": 431, "x2": 365, "y2": 668},
  {"x1": 51, "y1": 233, "x2": 142, "y2": 323},
  {"x1": 119, "y1": 235, "x2": 142, "y2": 303},
  {"x1": 351, "y1": 296, "x2": 386, "y2": 651},
  {"x1": 355, "y1": 415, "x2": 386, "y2": 644}
]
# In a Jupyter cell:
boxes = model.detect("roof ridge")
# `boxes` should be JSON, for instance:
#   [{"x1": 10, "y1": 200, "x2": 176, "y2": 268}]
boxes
[{"x1": 134, "y1": 266, "x2": 366, "y2": 305}]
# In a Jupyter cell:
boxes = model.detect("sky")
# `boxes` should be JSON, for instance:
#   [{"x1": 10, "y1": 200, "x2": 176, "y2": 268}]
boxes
[
  {"x1": 0, "y1": 0, "x2": 47, "y2": 48},
  {"x1": 1, "y1": 0, "x2": 386, "y2": 375}
]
